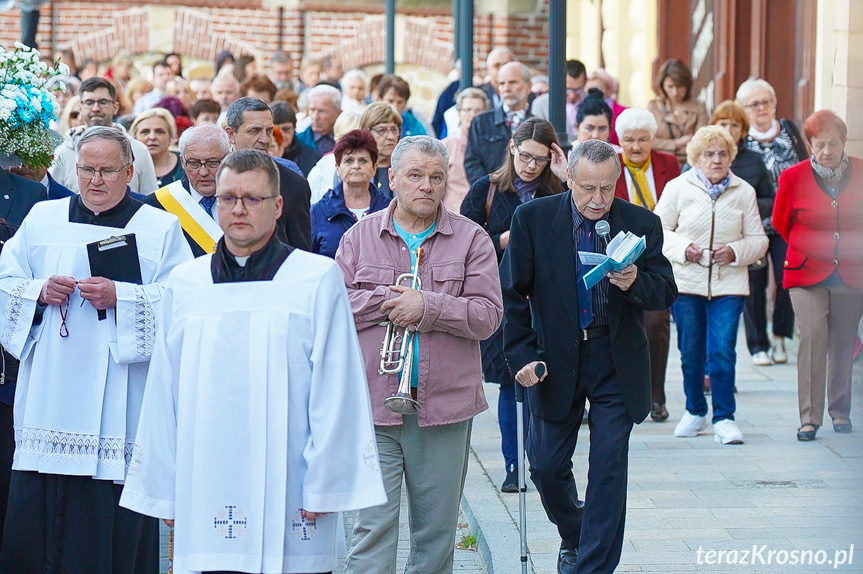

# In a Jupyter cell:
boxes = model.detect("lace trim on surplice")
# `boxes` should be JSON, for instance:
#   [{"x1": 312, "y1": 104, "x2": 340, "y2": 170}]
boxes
[{"x1": 15, "y1": 426, "x2": 134, "y2": 468}]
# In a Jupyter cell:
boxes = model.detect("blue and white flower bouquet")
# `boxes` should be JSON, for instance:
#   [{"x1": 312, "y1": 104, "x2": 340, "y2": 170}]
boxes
[{"x1": 0, "y1": 42, "x2": 68, "y2": 170}]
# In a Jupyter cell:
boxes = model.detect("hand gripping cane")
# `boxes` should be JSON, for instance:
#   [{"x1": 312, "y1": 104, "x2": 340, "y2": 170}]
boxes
[{"x1": 516, "y1": 362, "x2": 544, "y2": 573}]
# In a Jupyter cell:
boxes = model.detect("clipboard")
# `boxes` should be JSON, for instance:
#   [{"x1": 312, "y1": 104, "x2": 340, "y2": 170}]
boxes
[{"x1": 86, "y1": 234, "x2": 143, "y2": 320}]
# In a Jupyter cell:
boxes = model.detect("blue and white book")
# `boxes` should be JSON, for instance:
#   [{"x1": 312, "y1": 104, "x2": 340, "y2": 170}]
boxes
[{"x1": 578, "y1": 231, "x2": 646, "y2": 290}]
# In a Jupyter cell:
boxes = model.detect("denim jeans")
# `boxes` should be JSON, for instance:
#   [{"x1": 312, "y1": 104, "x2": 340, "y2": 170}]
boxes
[
  {"x1": 672, "y1": 294, "x2": 745, "y2": 423},
  {"x1": 498, "y1": 382, "x2": 529, "y2": 471}
]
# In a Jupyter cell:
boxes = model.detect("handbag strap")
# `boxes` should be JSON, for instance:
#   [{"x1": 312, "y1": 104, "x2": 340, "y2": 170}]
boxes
[
  {"x1": 484, "y1": 181, "x2": 497, "y2": 224},
  {"x1": 625, "y1": 166, "x2": 650, "y2": 208}
]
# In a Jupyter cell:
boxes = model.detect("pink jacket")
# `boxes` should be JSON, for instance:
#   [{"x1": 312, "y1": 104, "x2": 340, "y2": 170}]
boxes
[{"x1": 335, "y1": 200, "x2": 503, "y2": 426}]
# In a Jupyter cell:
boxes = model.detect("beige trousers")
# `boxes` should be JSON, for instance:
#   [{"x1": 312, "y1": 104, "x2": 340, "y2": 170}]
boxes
[{"x1": 789, "y1": 285, "x2": 863, "y2": 427}]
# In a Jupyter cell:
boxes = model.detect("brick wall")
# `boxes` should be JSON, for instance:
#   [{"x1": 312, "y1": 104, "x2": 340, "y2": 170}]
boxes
[{"x1": 0, "y1": 0, "x2": 551, "y2": 78}]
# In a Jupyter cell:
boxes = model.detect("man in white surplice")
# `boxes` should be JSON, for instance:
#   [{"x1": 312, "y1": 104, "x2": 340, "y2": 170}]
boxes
[
  {"x1": 0, "y1": 126, "x2": 193, "y2": 573},
  {"x1": 120, "y1": 150, "x2": 386, "y2": 574}
]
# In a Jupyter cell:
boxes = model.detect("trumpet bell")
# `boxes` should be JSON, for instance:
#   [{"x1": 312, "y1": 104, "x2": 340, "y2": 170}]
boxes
[{"x1": 384, "y1": 393, "x2": 422, "y2": 415}]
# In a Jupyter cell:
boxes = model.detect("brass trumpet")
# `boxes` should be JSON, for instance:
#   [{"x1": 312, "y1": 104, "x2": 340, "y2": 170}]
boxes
[{"x1": 378, "y1": 247, "x2": 423, "y2": 415}]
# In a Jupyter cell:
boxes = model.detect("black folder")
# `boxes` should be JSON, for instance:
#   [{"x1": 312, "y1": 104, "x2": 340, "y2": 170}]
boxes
[{"x1": 86, "y1": 234, "x2": 143, "y2": 320}]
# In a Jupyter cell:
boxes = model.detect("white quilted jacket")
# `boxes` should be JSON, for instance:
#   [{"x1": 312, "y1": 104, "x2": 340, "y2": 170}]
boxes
[{"x1": 654, "y1": 169, "x2": 768, "y2": 298}]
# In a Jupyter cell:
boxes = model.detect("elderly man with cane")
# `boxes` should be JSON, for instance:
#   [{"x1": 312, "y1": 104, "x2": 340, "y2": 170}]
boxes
[{"x1": 501, "y1": 139, "x2": 677, "y2": 574}]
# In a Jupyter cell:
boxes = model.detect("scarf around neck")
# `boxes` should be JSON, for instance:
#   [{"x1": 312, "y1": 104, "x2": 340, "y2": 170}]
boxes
[
  {"x1": 811, "y1": 152, "x2": 850, "y2": 183},
  {"x1": 622, "y1": 153, "x2": 654, "y2": 210},
  {"x1": 513, "y1": 177, "x2": 541, "y2": 203},
  {"x1": 695, "y1": 167, "x2": 731, "y2": 200},
  {"x1": 748, "y1": 118, "x2": 780, "y2": 142}
]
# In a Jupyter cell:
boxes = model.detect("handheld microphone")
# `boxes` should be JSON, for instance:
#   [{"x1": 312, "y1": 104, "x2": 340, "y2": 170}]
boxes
[{"x1": 595, "y1": 220, "x2": 611, "y2": 252}]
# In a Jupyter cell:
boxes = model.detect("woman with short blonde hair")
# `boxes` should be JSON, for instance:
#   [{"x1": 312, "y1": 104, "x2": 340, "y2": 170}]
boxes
[
  {"x1": 130, "y1": 108, "x2": 183, "y2": 188},
  {"x1": 655, "y1": 125, "x2": 768, "y2": 445}
]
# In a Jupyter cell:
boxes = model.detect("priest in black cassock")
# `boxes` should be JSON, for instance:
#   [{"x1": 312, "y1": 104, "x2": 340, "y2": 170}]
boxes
[
  {"x1": 0, "y1": 126, "x2": 193, "y2": 573},
  {"x1": 121, "y1": 150, "x2": 385, "y2": 574}
]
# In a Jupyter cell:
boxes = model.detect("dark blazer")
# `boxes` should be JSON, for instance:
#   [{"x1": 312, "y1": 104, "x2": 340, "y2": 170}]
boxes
[
  {"x1": 614, "y1": 150, "x2": 680, "y2": 203},
  {"x1": 0, "y1": 169, "x2": 48, "y2": 227},
  {"x1": 0, "y1": 170, "x2": 47, "y2": 404},
  {"x1": 274, "y1": 161, "x2": 312, "y2": 251},
  {"x1": 46, "y1": 173, "x2": 75, "y2": 200},
  {"x1": 142, "y1": 179, "x2": 209, "y2": 258},
  {"x1": 284, "y1": 138, "x2": 322, "y2": 177},
  {"x1": 464, "y1": 106, "x2": 532, "y2": 185},
  {"x1": 500, "y1": 194, "x2": 677, "y2": 423},
  {"x1": 730, "y1": 144, "x2": 774, "y2": 220}
]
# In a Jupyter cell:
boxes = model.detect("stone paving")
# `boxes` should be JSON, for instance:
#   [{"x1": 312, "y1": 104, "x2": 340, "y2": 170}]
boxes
[
  {"x1": 159, "y1": 323, "x2": 862, "y2": 573},
  {"x1": 465, "y1": 326, "x2": 863, "y2": 573}
]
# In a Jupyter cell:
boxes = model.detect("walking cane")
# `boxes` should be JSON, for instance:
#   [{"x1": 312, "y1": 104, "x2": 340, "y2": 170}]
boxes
[{"x1": 516, "y1": 362, "x2": 543, "y2": 574}]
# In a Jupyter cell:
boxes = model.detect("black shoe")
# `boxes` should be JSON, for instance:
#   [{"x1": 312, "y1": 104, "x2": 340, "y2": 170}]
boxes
[
  {"x1": 797, "y1": 424, "x2": 819, "y2": 441},
  {"x1": 501, "y1": 468, "x2": 518, "y2": 493},
  {"x1": 650, "y1": 402, "x2": 669, "y2": 422},
  {"x1": 833, "y1": 419, "x2": 853, "y2": 433},
  {"x1": 557, "y1": 540, "x2": 578, "y2": 574}
]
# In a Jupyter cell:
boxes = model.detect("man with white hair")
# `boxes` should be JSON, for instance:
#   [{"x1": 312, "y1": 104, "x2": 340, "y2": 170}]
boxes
[
  {"x1": 0, "y1": 125, "x2": 192, "y2": 572},
  {"x1": 211, "y1": 73, "x2": 241, "y2": 113},
  {"x1": 143, "y1": 123, "x2": 232, "y2": 256},
  {"x1": 296, "y1": 84, "x2": 341, "y2": 155},
  {"x1": 464, "y1": 61, "x2": 533, "y2": 184}
]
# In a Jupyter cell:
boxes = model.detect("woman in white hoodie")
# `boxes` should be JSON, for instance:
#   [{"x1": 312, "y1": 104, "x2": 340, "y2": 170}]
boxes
[{"x1": 654, "y1": 126, "x2": 768, "y2": 445}]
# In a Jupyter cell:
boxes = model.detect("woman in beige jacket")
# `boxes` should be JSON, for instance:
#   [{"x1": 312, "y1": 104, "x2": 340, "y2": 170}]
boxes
[
  {"x1": 654, "y1": 126, "x2": 768, "y2": 445},
  {"x1": 648, "y1": 59, "x2": 709, "y2": 168}
]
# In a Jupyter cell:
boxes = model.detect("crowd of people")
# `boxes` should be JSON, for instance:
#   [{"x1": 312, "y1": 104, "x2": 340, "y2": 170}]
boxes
[{"x1": 0, "y1": 40, "x2": 860, "y2": 574}]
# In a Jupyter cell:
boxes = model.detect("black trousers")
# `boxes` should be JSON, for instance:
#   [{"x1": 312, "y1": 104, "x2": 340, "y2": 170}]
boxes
[
  {"x1": 0, "y1": 470, "x2": 159, "y2": 574},
  {"x1": 527, "y1": 334, "x2": 633, "y2": 574},
  {"x1": 744, "y1": 234, "x2": 795, "y2": 353},
  {"x1": 0, "y1": 402, "x2": 12, "y2": 549}
]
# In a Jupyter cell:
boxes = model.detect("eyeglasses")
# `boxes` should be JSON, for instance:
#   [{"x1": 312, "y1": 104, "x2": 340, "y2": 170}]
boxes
[
  {"x1": 745, "y1": 99, "x2": 773, "y2": 110},
  {"x1": 215, "y1": 194, "x2": 279, "y2": 209},
  {"x1": 371, "y1": 125, "x2": 400, "y2": 137},
  {"x1": 515, "y1": 145, "x2": 551, "y2": 167},
  {"x1": 80, "y1": 99, "x2": 115, "y2": 109},
  {"x1": 183, "y1": 158, "x2": 223, "y2": 171},
  {"x1": 76, "y1": 164, "x2": 130, "y2": 181},
  {"x1": 565, "y1": 87, "x2": 586, "y2": 97}
]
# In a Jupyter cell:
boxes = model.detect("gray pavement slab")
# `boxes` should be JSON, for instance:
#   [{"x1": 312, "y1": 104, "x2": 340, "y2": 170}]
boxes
[{"x1": 464, "y1": 324, "x2": 863, "y2": 573}]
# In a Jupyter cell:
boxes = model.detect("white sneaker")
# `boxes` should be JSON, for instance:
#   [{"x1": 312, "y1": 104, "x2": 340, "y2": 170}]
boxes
[
  {"x1": 752, "y1": 351, "x2": 772, "y2": 366},
  {"x1": 713, "y1": 419, "x2": 744, "y2": 444},
  {"x1": 674, "y1": 412, "x2": 708, "y2": 437},
  {"x1": 771, "y1": 337, "x2": 788, "y2": 364}
]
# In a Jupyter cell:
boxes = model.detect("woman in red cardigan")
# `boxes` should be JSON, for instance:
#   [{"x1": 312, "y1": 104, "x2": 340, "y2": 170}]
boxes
[{"x1": 773, "y1": 111, "x2": 863, "y2": 441}]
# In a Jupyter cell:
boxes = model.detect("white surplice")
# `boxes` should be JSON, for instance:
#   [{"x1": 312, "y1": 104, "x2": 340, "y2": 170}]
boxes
[
  {"x1": 0, "y1": 198, "x2": 192, "y2": 481},
  {"x1": 120, "y1": 249, "x2": 387, "y2": 574}
]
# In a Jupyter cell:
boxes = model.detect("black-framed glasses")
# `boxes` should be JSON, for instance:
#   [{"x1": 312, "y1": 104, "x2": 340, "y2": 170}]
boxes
[
  {"x1": 515, "y1": 145, "x2": 551, "y2": 167},
  {"x1": 76, "y1": 164, "x2": 130, "y2": 181},
  {"x1": 183, "y1": 158, "x2": 223, "y2": 171},
  {"x1": 215, "y1": 194, "x2": 279, "y2": 209},
  {"x1": 80, "y1": 98, "x2": 115, "y2": 108}
]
